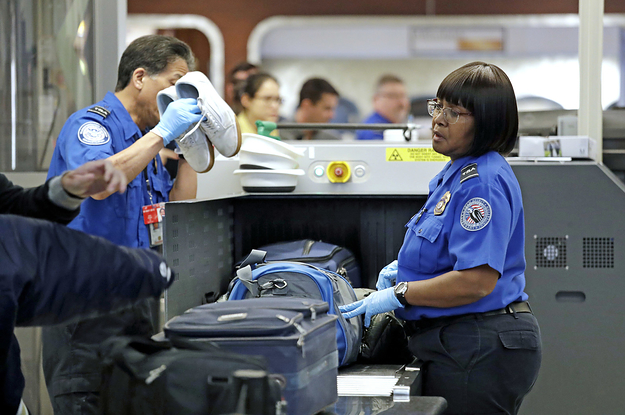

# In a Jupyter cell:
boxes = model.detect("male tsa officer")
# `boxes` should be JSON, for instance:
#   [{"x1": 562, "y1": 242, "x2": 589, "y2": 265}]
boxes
[{"x1": 43, "y1": 34, "x2": 202, "y2": 415}]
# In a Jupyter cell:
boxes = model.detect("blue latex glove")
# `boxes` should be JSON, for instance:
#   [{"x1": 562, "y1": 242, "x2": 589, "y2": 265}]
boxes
[
  {"x1": 151, "y1": 98, "x2": 202, "y2": 145},
  {"x1": 376, "y1": 260, "x2": 398, "y2": 291},
  {"x1": 340, "y1": 287, "x2": 403, "y2": 327}
]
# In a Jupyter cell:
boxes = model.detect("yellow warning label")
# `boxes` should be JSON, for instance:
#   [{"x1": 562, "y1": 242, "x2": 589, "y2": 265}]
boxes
[{"x1": 386, "y1": 147, "x2": 450, "y2": 162}]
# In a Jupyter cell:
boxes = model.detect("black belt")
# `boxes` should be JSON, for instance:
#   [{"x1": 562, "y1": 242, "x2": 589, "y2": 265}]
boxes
[{"x1": 404, "y1": 301, "x2": 533, "y2": 334}]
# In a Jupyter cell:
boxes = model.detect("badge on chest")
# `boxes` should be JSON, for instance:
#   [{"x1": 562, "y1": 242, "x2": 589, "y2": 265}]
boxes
[{"x1": 434, "y1": 191, "x2": 451, "y2": 216}]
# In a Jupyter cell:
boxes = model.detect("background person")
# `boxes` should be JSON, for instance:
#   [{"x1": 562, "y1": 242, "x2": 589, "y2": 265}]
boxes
[
  {"x1": 355, "y1": 74, "x2": 410, "y2": 140},
  {"x1": 341, "y1": 62, "x2": 541, "y2": 415},
  {"x1": 42, "y1": 34, "x2": 202, "y2": 415},
  {"x1": 237, "y1": 72, "x2": 281, "y2": 136},
  {"x1": 226, "y1": 61, "x2": 259, "y2": 114},
  {"x1": 280, "y1": 77, "x2": 340, "y2": 141}
]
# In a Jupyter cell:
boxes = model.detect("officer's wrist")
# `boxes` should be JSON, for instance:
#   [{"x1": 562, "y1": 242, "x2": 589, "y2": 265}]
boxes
[
  {"x1": 394, "y1": 281, "x2": 410, "y2": 307},
  {"x1": 151, "y1": 125, "x2": 173, "y2": 146}
]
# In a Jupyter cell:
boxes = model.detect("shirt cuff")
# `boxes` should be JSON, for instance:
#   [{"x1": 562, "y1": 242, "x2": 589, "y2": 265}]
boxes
[{"x1": 48, "y1": 175, "x2": 84, "y2": 211}]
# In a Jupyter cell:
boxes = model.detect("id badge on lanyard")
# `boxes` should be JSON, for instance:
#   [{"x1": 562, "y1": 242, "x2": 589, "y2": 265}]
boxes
[
  {"x1": 140, "y1": 160, "x2": 164, "y2": 247},
  {"x1": 142, "y1": 202, "x2": 165, "y2": 247}
]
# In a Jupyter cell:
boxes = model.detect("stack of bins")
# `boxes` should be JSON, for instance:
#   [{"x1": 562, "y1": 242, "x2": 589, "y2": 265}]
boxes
[{"x1": 233, "y1": 133, "x2": 306, "y2": 192}]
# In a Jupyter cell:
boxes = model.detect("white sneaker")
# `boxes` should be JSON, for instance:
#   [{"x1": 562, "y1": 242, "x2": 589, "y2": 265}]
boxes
[
  {"x1": 175, "y1": 71, "x2": 242, "y2": 157},
  {"x1": 156, "y1": 86, "x2": 214, "y2": 173},
  {"x1": 156, "y1": 85, "x2": 178, "y2": 116}
]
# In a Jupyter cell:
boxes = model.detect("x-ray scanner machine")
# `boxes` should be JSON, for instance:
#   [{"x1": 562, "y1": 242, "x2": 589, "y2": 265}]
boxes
[{"x1": 161, "y1": 141, "x2": 625, "y2": 415}]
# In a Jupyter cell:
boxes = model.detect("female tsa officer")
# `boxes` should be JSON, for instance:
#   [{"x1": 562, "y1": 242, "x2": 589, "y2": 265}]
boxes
[{"x1": 341, "y1": 62, "x2": 541, "y2": 415}]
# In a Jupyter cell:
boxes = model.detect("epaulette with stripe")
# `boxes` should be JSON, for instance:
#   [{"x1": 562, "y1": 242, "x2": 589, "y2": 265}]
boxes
[
  {"x1": 87, "y1": 105, "x2": 111, "y2": 119},
  {"x1": 460, "y1": 163, "x2": 479, "y2": 183}
]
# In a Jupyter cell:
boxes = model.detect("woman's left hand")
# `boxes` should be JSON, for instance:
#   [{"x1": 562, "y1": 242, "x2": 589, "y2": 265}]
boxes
[{"x1": 339, "y1": 287, "x2": 403, "y2": 327}]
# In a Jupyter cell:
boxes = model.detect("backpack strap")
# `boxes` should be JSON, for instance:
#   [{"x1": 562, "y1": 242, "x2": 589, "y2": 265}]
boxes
[
  {"x1": 227, "y1": 250, "x2": 268, "y2": 298},
  {"x1": 235, "y1": 265, "x2": 261, "y2": 297},
  {"x1": 239, "y1": 249, "x2": 267, "y2": 269}
]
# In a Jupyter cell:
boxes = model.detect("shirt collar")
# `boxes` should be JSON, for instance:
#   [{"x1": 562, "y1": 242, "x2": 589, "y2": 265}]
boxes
[
  {"x1": 429, "y1": 154, "x2": 481, "y2": 194},
  {"x1": 102, "y1": 91, "x2": 143, "y2": 141}
]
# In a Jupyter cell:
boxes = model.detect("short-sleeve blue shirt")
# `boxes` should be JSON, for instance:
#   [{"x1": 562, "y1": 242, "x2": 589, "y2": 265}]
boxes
[
  {"x1": 47, "y1": 92, "x2": 173, "y2": 248},
  {"x1": 355, "y1": 112, "x2": 391, "y2": 140},
  {"x1": 395, "y1": 151, "x2": 528, "y2": 321}
]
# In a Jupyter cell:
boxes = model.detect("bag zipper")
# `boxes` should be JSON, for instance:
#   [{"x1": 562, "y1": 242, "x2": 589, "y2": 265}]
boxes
[{"x1": 335, "y1": 257, "x2": 355, "y2": 279}]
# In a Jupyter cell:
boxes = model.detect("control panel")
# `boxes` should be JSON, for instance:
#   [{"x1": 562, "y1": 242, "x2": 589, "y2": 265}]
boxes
[{"x1": 309, "y1": 160, "x2": 370, "y2": 184}]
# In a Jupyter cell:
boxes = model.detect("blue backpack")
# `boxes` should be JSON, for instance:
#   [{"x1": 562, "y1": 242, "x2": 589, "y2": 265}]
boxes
[{"x1": 228, "y1": 250, "x2": 362, "y2": 366}]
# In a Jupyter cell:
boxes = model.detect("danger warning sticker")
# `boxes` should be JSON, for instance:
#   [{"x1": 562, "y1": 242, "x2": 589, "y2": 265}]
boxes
[{"x1": 386, "y1": 148, "x2": 450, "y2": 162}]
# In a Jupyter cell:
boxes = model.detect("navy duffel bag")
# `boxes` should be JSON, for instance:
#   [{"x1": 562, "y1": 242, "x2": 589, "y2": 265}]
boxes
[{"x1": 253, "y1": 239, "x2": 362, "y2": 287}]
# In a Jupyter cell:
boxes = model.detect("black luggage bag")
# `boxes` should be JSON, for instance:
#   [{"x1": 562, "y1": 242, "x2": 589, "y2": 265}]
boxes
[
  {"x1": 164, "y1": 297, "x2": 339, "y2": 415},
  {"x1": 99, "y1": 336, "x2": 285, "y2": 415}
]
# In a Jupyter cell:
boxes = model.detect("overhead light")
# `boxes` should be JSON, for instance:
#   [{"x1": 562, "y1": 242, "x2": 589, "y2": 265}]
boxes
[
  {"x1": 79, "y1": 57, "x2": 87, "y2": 75},
  {"x1": 77, "y1": 20, "x2": 86, "y2": 38}
]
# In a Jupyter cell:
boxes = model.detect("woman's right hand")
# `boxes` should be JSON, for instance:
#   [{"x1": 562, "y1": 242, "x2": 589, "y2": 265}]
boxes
[{"x1": 376, "y1": 260, "x2": 398, "y2": 291}]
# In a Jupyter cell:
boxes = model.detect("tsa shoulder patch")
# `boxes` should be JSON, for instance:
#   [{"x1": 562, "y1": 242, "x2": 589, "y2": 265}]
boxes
[
  {"x1": 460, "y1": 197, "x2": 492, "y2": 231},
  {"x1": 460, "y1": 163, "x2": 479, "y2": 183},
  {"x1": 77, "y1": 121, "x2": 110, "y2": 146}
]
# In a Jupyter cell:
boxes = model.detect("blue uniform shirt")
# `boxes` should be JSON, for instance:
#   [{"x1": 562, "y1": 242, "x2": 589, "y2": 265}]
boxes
[
  {"x1": 355, "y1": 112, "x2": 391, "y2": 140},
  {"x1": 395, "y1": 151, "x2": 528, "y2": 321},
  {"x1": 47, "y1": 92, "x2": 173, "y2": 248}
]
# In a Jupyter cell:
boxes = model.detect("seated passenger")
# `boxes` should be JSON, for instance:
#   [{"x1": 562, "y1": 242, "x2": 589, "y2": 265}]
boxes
[
  {"x1": 356, "y1": 74, "x2": 410, "y2": 140},
  {"x1": 237, "y1": 73, "x2": 281, "y2": 136},
  {"x1": 281, "y1": 77, "x2": 340, "y2": 141},
  {"x1": 227, "y1": 61, "x2": 259, "y2": 114}
]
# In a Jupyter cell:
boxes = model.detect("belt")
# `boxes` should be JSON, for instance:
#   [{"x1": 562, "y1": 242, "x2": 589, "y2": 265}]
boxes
[
  {"x1": 482, "y1": 300, "x2": 532, "y2": 317},
  {"x1": 404, "y1": 301, "x2": 533, "y2": 334}
]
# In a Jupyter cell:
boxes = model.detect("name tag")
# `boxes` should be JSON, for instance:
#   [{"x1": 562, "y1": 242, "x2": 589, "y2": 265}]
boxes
[{"x1": 142, "y1": 203, "x2": 165, "y2": 246}]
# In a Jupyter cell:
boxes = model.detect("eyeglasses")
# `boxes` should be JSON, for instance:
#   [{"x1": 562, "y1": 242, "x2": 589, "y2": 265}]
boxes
[
  {"x1": 254, "y1": 95, "x2": 283, "y2": 105},
  {"x1": 427, "y1": 99, "x2": 472, "y2": 124}
]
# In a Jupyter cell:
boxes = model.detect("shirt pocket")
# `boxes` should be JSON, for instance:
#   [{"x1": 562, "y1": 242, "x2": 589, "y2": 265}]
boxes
[
  {"x1": 401, "y1": 215, "x2": 444, "y2": 274},
  {"x1": 150, "y1": 170, "x2": 170, "y2": 199},
  {"x1": 113, "y1": 178, "x2": 140, "y2": 219}
]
